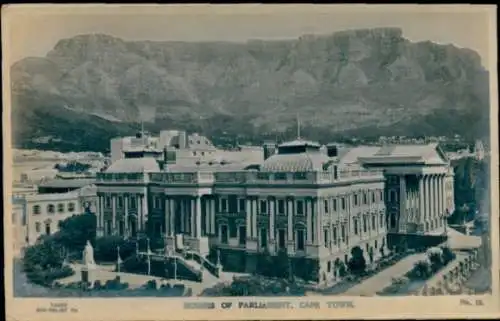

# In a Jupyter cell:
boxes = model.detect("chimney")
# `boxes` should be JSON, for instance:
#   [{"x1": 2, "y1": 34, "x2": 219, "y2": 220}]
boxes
[
  {"x1": 263, "y1": 141, "x2": 277, "y2": 161},
  {"x1": 326, "y1": 143, "x2": 338, "y2": 158}
]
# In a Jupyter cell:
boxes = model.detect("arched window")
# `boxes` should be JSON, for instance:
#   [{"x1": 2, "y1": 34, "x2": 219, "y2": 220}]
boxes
[
  {"x1": 47, "y1": 204, "x2": 55, "y2": 214},
  {"x1": 33, "y1": 205, "x2": 41, "y2": 215},
  {"x1": 57, "y1": 203, "x2": 65, "y2": 213}
]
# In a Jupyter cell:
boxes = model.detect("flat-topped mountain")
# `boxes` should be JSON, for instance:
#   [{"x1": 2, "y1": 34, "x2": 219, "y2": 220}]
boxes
[{"x1": 11, "y1": 28, "x2": 489, "y2": 152}]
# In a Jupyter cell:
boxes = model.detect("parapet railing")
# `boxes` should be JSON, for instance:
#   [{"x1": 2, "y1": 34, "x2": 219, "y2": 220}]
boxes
[{"x1": 97, "y1": 169, "x2": 383, "y2": 185}]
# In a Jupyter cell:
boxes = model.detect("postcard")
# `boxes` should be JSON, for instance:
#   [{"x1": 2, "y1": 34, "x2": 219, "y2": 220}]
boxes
[{"x1": 3, "y1": 4, "x2": 499, "y2": 320}]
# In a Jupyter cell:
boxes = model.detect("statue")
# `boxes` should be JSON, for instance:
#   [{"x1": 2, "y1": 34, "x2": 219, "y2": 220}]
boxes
[{"x1": 83, "y1": 240, "x2": 96, "y2": 268}]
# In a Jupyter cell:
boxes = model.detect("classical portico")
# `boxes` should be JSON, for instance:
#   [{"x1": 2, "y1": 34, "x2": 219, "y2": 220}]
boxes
[{"x1": 358, "y1": 143, "x2": 455, "y2": 235}]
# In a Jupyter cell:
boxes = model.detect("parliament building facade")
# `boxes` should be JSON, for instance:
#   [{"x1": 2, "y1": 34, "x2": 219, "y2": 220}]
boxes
[{"x1": 95, "y1": 136, "x2": 455, "y2": 282}]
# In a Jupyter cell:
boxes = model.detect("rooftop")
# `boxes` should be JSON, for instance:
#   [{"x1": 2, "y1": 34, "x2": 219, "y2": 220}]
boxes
[
  {"x1": 261, "y1": 152, "x2": 331, "y2": 172},
  {"x1": 106, "y1": 157, "x2": 160, "y2": 173},
  {"x1": 38, "y1": 178, "x2": 96, "y2": 189}
]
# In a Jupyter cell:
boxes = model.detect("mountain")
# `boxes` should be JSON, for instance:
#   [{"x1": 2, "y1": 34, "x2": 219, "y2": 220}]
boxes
[{"x1": 10, "y1": 28, "x2": 490, "y2": 152}]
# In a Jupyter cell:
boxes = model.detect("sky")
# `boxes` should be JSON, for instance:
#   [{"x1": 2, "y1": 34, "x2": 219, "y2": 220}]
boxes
[{"x1": 3, "y1": 5, "x2": 495, "y2": 69}]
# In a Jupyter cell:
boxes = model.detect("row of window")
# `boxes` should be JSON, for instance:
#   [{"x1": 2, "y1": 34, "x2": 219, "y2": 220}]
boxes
[
  {"x1": 33, "y1": 203, "x2": 76, "y2": 215},
  {"x1": 218, "y1": 192, "x2": 384, "y2": 215}
]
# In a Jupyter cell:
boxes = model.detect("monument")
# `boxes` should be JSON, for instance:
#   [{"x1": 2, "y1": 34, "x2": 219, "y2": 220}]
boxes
[{"x1": 81, "y1": 240, "x2": 96, "y2": 284}]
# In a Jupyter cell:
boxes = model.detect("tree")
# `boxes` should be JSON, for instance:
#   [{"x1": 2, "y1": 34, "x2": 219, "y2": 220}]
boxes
[
  {"x1": 347, "y1": 246, "x2": 366, "y2": 276},
  {"x1": 94, "y1": 236, "x2": 126, "y2": 262},
  {"x1": 55, "y1": 213, "x2": 97, "y2": 254}
]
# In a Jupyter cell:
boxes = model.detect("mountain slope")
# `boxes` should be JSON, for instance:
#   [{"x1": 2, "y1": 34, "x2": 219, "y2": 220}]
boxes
[{"x1": 10, "y1": 28, "x2": 490, "y2": 152}]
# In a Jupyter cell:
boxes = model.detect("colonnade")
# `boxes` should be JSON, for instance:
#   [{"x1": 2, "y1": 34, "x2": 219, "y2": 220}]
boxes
[{"x1": 417, "y1": 173, "x2": 448, "y2": 232}]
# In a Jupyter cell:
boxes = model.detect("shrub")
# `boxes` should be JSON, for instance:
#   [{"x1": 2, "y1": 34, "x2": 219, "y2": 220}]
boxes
[
  {"x1": 441, "y1": 246, "x2": 456, "y2": 265},
  {"x1": 94, "y1": 236, "x2": 126, "y2": 263},
  {"x1": 347, "y1": 246, "x2": 366, "y2": 276},
  {"x1": 408, "y1": 260, "x2": 432, "y2": 280}
]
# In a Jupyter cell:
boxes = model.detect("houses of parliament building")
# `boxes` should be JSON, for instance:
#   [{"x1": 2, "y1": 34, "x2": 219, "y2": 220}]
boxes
[{"x1": 95, "y1": 131, "x2": 455, "y2": 282}]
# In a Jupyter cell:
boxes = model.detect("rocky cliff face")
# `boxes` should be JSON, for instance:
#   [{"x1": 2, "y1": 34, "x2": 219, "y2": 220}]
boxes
[{"x1": 10, "y1": 28, "x2": 489, "y2": 151}]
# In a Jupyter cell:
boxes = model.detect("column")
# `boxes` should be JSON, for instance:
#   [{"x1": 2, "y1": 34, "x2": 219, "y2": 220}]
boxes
[
  {"x1": 111, "y1": 195, "x2": 117, "y2": 235},
  {"x1": 440, "y1": 175, "x2": 445, "y2": 226},
  {"x1": 424, "y1": 176, "x2": 431, "y2": 230},
  {"x1": 195, "y1": 196, "x2": 202, "y2": 238},
  {"x1": 419, "y1": 176, "x2": 425, "y2": 230},
  {"x1": 399, "y1": 175, "x2": 406, "y2": 232},
  {"x1": 315, "y1": 198, "x2": 322, "y2": 246},
  {"x1": 179, "y1": 198, "x2": 185, "y2": 233},
  {"x1": 210, "y1": 198, "x2": 216, "y2": 235},
  {"x1": 142, "y1": 193, "x2": 148, "y2": 232},
  {"x1": 124, "y1": 195, "x2": 129, "y2": 236},
  {"x1": 204, "y1": 198, "x2": 210, "y2": 236},
  {"x1": 164, "y1": 198, "x2": 170, "y2": 236},
  {"x1": 97, "y1": 194, "x2": 103, "y2": 233},
  {"x1": 306, "y1": 198, "x2": 313, "y2": 244},
  {"x1": 138, "y1": 195, "x2": 142, "y2": 233},
  {"x1": 169, "y1": 198, "x2": 176, "y2": 236},
  {"x1": 252, "y1": 198, "x2": 258, "y2": 239},
  {"x1": 190, "y1": 198, "x2": 196, "y2": 237},
  {"x1": 246, "y1": 198, "x2": 252, "y2": 240},
  {"x1": 269, "y1": 197, "x2": 275, "y2": 241},
  {"x1": 287, "y1": 198, "x2": 293, "y2": 242},
  {"x1": 432, "y1": 175, "x2": 439, "y2": 229}
]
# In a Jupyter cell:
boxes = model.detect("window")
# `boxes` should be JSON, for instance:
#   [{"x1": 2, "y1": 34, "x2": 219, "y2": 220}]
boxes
[
  {"x1": 33, "y1": 205, "x2": 41, "y2": 215},
  {"x1": 130, "y1": 196, "x2": 137, "y2": 208},
  {"x1": 260, "y1": 200, "x2": 268, "y2": 214},
  {"x1": 333, "y1": 199, "x2": 337, "y2": 212},
  {"x1": 277, "y1": 199, "x2": 285, "y2": 214},
  {"x1": 341, "y1": 198, "x2": 346, "y2": 210},
  {"x1": 354, "y1": 219, "x2": 359, "y2": 235},
  {"x1": 324, "y1": 229, "x2": 329, "y2": 247},
  {"x1": 372, "y1": 215, "x2": 376, "y2": 230},
  {"x1": 363, "y1": 216, "x2": 368, "y2": 233},
  {"x1": 238, "y1": 199, "x2": 246, "y2": 212},
  {"x1": 363, "y1": 193, "x2": 367, "y2": 205},
  {"x1": 372, "y1": 192, "x2": 376, "y2": 203},
  {"x1": 390, "y1": 190, "x2": 397, "y2": 202},
  {"x1": 57, "y1": 203, "x2": 65, "y2": 213},
  {"x1": 332, "y1": 227, "x2": 337, "y2": 245},
  {"x1": 380, "y1": 190, "x2": 384, "y2": 201},
  {"x1": 153, "y1": 196, "x2": 161, "y2": 209},
  {"x1": 35, "y1": 222, "x2": 41, "y2": 233},
  {"x1": 117, "y1": 196, "x2": 124, "y2": 208},
  {"x1": 278, "y1": 229, "x2": 286, "y2": 249},
  {"x1": 341, "y1": 224, "x2": 346, "y2": 242},
  {"x1": 354, "y1": 194, "x2": 358, "y2": 206},
  {"x1": 324, "y1": 199, "x2": 329, "y2": 213},
  {"x1": 105, "y1": 196, "x2": 111, "y2": 208},
  {"x1": 119, "y1": 221, "x2": 124, "y2": 236},
  {"x1": 220, "y1": 225, "x2": 229, "y2": 244},
  {"x1": 327, "y1": 261, "x2": 331, "y2": 272},
  {"x1": 260, "y1": 228, "x2": 268, "y2": 248},
  {"x1": 296, "y1": 229, "x2": 305, "y2": 251},
  {"x1": 375, "y1": 240, "x2": 378, "y2": 249},
  {"x1": 380, "y1": 214, "x2": 384, "y2": 227},
  {"x1": 296, "y1": 200, "x2": 304, "y2": 215},
  {"x1": 68, "y1": 203, "x2": 75, "y2": 212},
  {"x1": 220, "y1": 198, "x2": 228, "y2": 212},
  {"x1": 47, "y1": 204, "x2": 55, "y2": 214},
  {"x1": 45, "y1": 222, "x2": 51, "y2": 235},
  {"x1": 229, "y1": 225, "x2": 238, "y2": 238},
  {"x1": 238, "y1": 226, "x2": 246, "y2": 245},
  {"x1": 275, "y1": 173, "x2": 287, "y2": 180}
]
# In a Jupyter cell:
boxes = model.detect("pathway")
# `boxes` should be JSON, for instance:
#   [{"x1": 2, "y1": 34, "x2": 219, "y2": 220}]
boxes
[{"x1": 343, "y1": 253, "x2": 427, "y2": 296}]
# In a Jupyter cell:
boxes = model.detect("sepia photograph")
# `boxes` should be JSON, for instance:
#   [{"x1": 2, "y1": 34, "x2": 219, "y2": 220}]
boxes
[{"x1": 2, "y1": 4, "x2": 498, "y2": 320}]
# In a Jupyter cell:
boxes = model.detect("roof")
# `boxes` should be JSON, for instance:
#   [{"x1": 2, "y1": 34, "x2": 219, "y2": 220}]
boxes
[
  {"x1": 105, "y1": 157, "x2": 160, "y2": 173},
  {"x1": 340, "y1": 143, "x2": 448, "y2": 166},
  {"x1": 166, "y1": 162, "x2": 251, "y2": 173},
  {"x1": 261, "y1": 152, "x2": 330, "y2": 172},
  {"x1": 278, "y1": 139, "x2": 321, "y2": 148},
  {"x1": 338, "y1": 146, "x2": 380, "y2": 165},
  {"x1": 77, "y1": 184, "x2": 98, "y2": 197},
  {"x1": 187, "y1": 133, "x2": 216, "y2": 150},
  {"x1": 38, "y1": 178, "x2": 96, "y2": 189}
]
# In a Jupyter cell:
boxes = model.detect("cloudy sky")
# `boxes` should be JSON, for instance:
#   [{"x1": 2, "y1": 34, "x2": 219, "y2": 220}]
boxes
[{"x1": 3, "y1": 5, "x2": 495, "y2": 69}]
